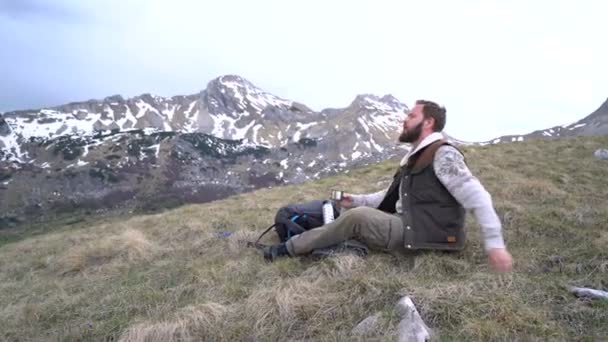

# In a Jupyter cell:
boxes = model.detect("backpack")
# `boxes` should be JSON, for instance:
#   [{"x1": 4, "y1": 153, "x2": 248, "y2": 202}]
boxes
[
  {"x1": 253, "y1": 200, "x2": 339, "y2": 248},
  {"x1": 252, "y1": 199, "x2": 370, "y2": 258}
]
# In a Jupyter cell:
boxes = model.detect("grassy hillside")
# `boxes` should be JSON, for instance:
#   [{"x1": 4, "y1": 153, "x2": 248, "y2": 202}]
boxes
[{"x1": 1, "y1": 136, "x2": 607, "y2": 341}]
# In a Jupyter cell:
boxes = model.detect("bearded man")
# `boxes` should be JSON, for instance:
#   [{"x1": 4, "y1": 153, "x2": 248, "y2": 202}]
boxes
[{"x1": 263, "y1": 100, "x2": 513, "y2": 272}]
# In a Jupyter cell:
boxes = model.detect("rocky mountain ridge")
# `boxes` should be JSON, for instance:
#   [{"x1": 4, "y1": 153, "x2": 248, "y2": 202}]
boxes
[
  {"x1": 0, "y1": 76, "x2": 410, "y2": 227},
  {"x1": 1, "y1": 75, "x2": 606, "y2": 228},
  {"x1": 479, "y1": 98, "x2": 608, "y2": 144}
]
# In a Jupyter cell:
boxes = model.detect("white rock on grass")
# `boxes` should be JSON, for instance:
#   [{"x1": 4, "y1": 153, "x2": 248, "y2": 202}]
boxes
[
  {"x1": 569, "y1": 286, "x2": 608, "y2": 300},
  {"x1": 396, "y1": 296, "x2": 432, "y2": 342},
  {"x1": 351, "y1": 312, "x2": 382, "y2": 336},
  {"x1": 594, "y1": 148, "x2": 608, "y2": 160},
  {"x1": 351, "y1": 297, "x2": 432, "y2": 340}
]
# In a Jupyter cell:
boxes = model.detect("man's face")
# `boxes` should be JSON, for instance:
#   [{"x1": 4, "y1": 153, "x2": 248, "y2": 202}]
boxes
[{"x1": 399, "y1": 104, "x2": 426, "y2": 143}]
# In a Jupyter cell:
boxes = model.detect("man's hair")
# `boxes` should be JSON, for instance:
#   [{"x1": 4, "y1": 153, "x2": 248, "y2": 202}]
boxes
[{"x1": 416, "y1": 100, "x2": 446, "y2": 132}]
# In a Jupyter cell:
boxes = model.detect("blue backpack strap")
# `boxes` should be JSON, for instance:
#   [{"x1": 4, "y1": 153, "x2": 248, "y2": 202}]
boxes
[
  {"x1": 288, "y1": 214, "x2": 311, "y2": 238},
  {"x1": 287, "y1": 215, "x2": 300, "y2": 238}
]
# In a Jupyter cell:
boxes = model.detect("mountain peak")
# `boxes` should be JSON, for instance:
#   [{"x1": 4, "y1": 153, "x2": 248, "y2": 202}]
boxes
[
  {"x1": 352, "y1": 94, "x2": 377, "y2": 103},
  {"x1": 349, "y1": 94, "x2": 408, "y2": 113},
  {"x1": 207, "y1": 74, "x2": 256, "y2": 92},
  {"x1": 204, "y1": 74, "x2": 293, "y2": 116},
  {"x1": 219, "y1": 74, "x2": 252, "y2": 85},
  {"x1": 137, "y1": 93, "x2": 156, "y2": 103},
  {"x1": 103, "y1": 95, "x2": 125, "y2": 103},
  {"x1": 380, "y1": 94, "x2": 404, "y2": 108}
]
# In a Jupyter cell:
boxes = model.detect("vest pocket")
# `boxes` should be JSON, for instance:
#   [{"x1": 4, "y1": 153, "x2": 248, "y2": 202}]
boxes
[{"x1": 418, "y1": 206, "x2": 460, "y2": 244}]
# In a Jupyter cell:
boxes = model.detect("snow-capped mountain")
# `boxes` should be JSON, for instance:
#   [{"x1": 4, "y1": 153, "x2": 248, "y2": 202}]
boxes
[
  {"x1": 477, "y1": 98, "x2": 608, "y2": 144},
  {"x1": 527, "y1": 98, "x2": 608, "y2": 138},
  {"x1": 0, "y1": 75, "x2": 409, "y2": 227},
  {"x1": 0, "y1": 75, "x2": 407, "y2": 164}
]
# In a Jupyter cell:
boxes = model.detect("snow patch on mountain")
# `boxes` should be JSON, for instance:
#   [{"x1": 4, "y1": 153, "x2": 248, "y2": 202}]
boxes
[
  {"x1": 212, "y1": 113, "x2": 252, "y2": 139},
  {"x1": 0, "y1": 133, "x2": 23, "y2": 159},
  {"x1": 570, "y1": 123, "x2": 586, "y2": 130},
  {"x1": 0, "y1": 75, "x2": 414, "y2": 168},
  {"x1": 116, "y1": 106, "x2": 138, "y2": 130},
  {"x1": 219, "y1": 75, "x2": 292, "y2": 112}
]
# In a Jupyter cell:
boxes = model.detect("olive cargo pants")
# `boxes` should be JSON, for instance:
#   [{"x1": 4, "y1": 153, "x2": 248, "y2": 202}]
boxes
[{"x1": 286, "y1": 207, "x2": 405, "y2": 256}]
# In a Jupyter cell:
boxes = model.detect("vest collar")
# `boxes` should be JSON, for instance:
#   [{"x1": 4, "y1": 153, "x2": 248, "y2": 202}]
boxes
[{"x1": 400, "y1": 132, "x2": 445, "y2": 166}]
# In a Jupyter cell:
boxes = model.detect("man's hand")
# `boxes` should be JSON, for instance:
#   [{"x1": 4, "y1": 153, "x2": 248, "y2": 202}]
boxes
[
  {"x1": 339, "y1": 193, "x2": 354, "y2": 209},
  {"x1": 488, "y1": 248, "x2": 513, "y2": 272}
]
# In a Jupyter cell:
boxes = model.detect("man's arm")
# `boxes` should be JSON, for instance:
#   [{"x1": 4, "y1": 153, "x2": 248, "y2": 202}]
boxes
[
  {"x1": 433, "y1": 145, "x2": 505, "y2": 252},
  {"x1": 350, "y1": 189, "x2": 387, "y2": 208}
]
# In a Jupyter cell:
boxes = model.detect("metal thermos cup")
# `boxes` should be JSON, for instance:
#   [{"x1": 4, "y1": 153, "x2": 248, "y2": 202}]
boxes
[{"x1": 331, "y1": 190, "x2": 343, "y2": 201}]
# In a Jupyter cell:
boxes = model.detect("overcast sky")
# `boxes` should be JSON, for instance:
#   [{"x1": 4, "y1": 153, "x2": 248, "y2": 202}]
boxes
[{"x1": 1, "y1": 0, "x2": 606, "y2": 141}]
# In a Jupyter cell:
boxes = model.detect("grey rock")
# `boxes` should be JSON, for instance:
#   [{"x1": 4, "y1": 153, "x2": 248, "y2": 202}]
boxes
[
  {"x1": 0, "y1": 115, "x2": 11, "y2": 136},
  {"x1": 569, "y1": 286, "x2": 608, "y2": 300},
  {"x1": 396, "y1": 296, "x2": 432, "y2": 342},
  {"x1": 594, "y1": 148, "x2": 608, "y2": 160},
  {"x1": 56, "y1": 123, "x2": 69, "y2": 135},
  {"x1": 73, "y1": 110, "x2": 88, "y2": 120},
  {"x1": 105, "y1": 94, "x2": 125, "y2": 103},
  {"x1": 351, "y1": 312, "x2": 382, "y2": 336},
  {"x1": 92, "y1": 120, "x2": 108, "y2": 132}
]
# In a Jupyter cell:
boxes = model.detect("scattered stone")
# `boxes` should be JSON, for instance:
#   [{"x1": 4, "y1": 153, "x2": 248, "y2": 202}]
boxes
[
  {"x1": 543, "y1": 255, "x2": 564, "y2": 273},
  {"x1": 569, "y1": 286, "x2": 608, "y2": 300},
  {"x1": 396, "y1": 296, "x2": 432, "y2": 342},
  {"x1": 594, "y1": 149, "x2": 608, "y2": 160},
  {"x1": 351, "y1": 312, "x2": 382, "y2": 336}
]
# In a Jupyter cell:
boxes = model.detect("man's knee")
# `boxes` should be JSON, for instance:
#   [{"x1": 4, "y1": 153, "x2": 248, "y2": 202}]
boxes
[{"x1": 341, "y1": 206, "x2": 376, "y2": 223}]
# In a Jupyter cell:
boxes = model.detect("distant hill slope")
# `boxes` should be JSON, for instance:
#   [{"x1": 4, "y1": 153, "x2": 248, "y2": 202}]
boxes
[
  {"x1": 481, "y1": 98, "x2": 608, "y2": 144},
  {"x1": 1, "y1": 135, "x2": 606, "y2": 340}
]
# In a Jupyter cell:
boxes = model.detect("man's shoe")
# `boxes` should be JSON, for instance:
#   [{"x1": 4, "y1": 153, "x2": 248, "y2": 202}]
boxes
[{"x1": 263, "y1": 243, "x2": 289, "y2": 262}]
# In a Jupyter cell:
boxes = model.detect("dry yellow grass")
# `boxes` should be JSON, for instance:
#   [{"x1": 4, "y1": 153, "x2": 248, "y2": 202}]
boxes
[
  {"x1": 0, "y1": 136, "x2": 606, "y2": 340},
  {"x1": 54, "y1": 228, "x2": 159, "y2": 275},
  {"x1": 118, "y1": 303, "x2": 228, "y2": 342}
]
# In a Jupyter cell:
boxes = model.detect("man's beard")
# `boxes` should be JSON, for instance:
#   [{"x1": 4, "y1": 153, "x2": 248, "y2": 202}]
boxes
[{"x1": 398, "y1": 121, "x2": 423, "y2": 143}]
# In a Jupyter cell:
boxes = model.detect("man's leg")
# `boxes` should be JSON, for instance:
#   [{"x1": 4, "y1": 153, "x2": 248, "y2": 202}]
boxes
[{"x1": 286, "y1": 206, "x2": 404, "y2": 256}]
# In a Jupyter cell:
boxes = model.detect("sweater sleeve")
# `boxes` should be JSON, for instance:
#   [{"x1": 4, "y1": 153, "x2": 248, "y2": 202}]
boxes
[
  {"x1": 350, "y1": 189, "x2": 387, "y2": 208},
  {"x1": 433, "y1": 145, "x2": 506, "y2": 252}
]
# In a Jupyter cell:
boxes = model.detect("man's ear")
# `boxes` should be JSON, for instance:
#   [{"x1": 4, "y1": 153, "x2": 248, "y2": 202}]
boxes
[{"x1": 425, "y1": 117, "x2": 435, "y2": 130}]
